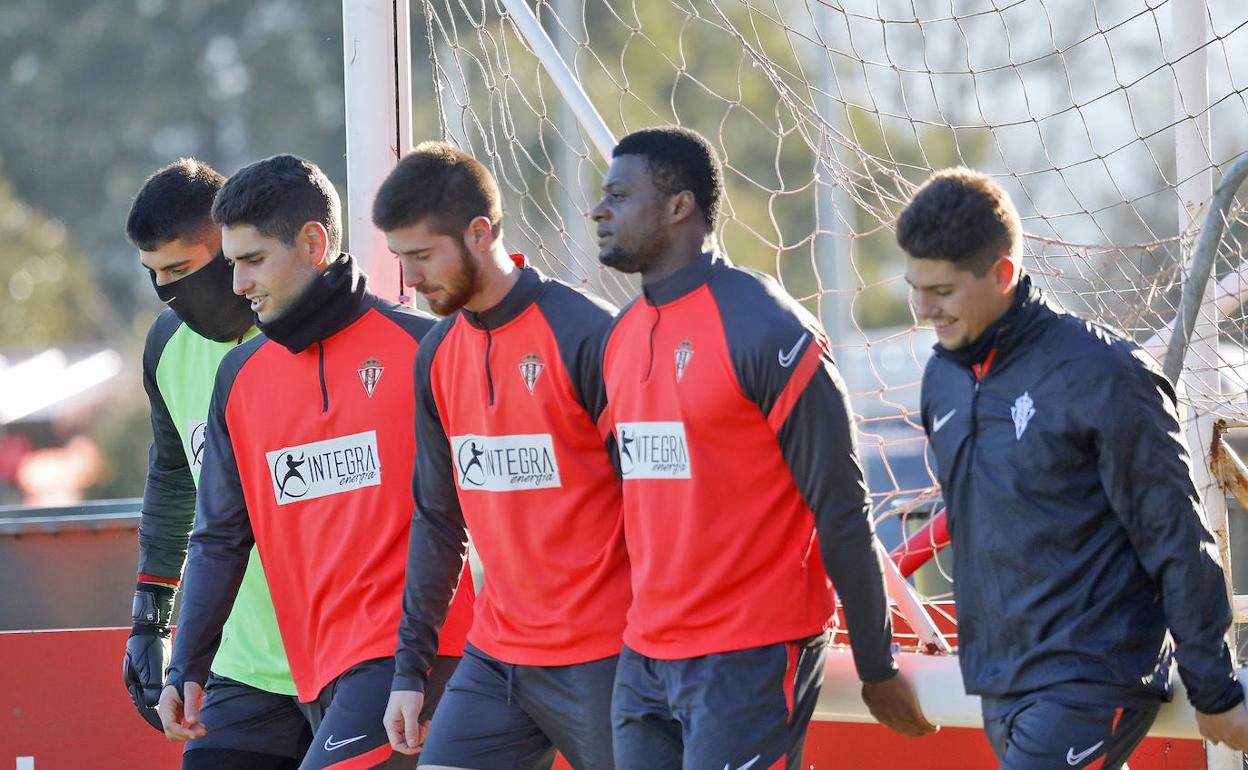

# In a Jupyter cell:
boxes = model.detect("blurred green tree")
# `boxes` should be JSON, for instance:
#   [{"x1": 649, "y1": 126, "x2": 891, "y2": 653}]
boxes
[
  {"x1": 0, "y1": 0, "x2": 347, "y2": 318},
  {"x1": 0, "y1": 167, "x2": 116, "y2": 346}
]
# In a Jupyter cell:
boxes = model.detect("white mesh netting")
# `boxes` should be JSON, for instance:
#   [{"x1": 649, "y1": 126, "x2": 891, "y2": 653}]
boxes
[{"x1": 413, "y1": 0, "x2": 1248, "y2": 649}]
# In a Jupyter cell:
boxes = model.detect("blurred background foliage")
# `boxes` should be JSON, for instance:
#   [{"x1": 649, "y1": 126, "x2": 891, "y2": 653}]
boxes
[
  {"x1": 0, "y1": 0, "x2": 349, "y2": 498},
  {"x1": 0, "y1": 0, "x2": 1163, "y2": 499}
]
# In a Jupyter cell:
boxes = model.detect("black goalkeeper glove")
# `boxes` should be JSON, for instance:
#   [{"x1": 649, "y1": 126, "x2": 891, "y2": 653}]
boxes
[{"x1": 123, "y1": 582, "x2": 175, "y2": 732}]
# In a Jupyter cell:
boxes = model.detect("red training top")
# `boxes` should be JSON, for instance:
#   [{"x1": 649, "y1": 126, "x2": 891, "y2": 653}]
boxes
[
  {"x1": 602, "y1": 251, "x2": 895, "y2": 682},
  {"x1": 394, "y1": 264, "x2": 630, "y2": 690},
  {"x1": 166, "y1": 255, "x2": 474, "y2": 701}
]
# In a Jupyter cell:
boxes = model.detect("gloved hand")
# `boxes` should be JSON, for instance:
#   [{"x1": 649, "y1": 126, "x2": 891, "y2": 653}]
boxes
[{"x1": 123, "y1": 582, "x2": 175, "y2": 732}]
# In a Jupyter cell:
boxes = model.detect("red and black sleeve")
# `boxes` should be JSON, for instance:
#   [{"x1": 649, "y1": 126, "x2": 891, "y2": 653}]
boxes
[
  {"x1": 536, "y1": 283, "x2": 618, "y2": 457},
  {"x1": 393, "y1": 317, "x2": 471, "y2": 693},
  {"x1": 711, "y1": 268, "x2": 898, "y2": 683}
]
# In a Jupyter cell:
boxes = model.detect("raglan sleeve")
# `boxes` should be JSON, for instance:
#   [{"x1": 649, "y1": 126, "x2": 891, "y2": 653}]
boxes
[
  {"x1": 393, "y1": 337, "x2": 472, "y2": 693},
  {"x1": 543, "y1": 289, "x2": 619, "y2": 466},
  {"x1": 164, "y1": 355, "x2": 256, "y2": 691},
  {"x1": 722, "y1": 275, "x2": 897, "y2": 683},
  {"x1": 1089, "y1": 347, "x2": 1241, "y2": 714},
  {"x1": 136, "y1": 316, "x2": 197, "y2": 583}
]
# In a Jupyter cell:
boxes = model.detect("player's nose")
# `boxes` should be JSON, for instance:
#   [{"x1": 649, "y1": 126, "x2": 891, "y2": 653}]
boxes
[
  {"x1": 910, "y1": 290, "x2": 935, "y2": 321},
  {"x1": 232, "y1": 266, "x2": 253, "y2": 296},
  {"x1": 400, "y1": 262, "x2": 423, "y2": 289}
]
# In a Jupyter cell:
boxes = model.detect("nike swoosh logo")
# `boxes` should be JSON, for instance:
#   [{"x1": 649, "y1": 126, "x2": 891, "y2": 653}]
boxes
[
  {"x1": 723, "y1": 756, "x2": 761, "y2": 770},
  {"x1": 932, "y1": 408, "x2": 956, "y2": 433},
  {"x1": 778, "y1": 332, "x2": 809, "y2": 368},
  {"x1": 1066, "y1": 740, "x2": 1104, "y2": 765},
  {"x1": 324, "y1": 733, "x2": 369, "y2": 751}
]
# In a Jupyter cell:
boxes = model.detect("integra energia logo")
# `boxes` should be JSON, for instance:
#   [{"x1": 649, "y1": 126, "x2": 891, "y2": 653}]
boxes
[
  {"x1": 187, "y1": 420, "x2": 208, "y2": 472},
  {"x1": 615, "y1": 422, "x2": 691, "y2": 479},
  {"x1": 265, "y1": 430, "x2": 382, "y2": 505},
  {"x1": 450, "y1": 434, "x2": 562, "y2": 492}
]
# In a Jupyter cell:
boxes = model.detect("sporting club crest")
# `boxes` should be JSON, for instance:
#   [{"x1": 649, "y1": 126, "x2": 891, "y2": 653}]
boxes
[
  {"x1": 358, "y1": 357, "x2": 384, "y2": 398},
  {"x1": 518, "y1": 353, "x2": 544, "y2": 394},
  {"x1": 1011, "y1": 391, "x2": 1035, "y2": 440},
  {"x1": 674, "y1": 339, "x2": 694, "y2": 383}
]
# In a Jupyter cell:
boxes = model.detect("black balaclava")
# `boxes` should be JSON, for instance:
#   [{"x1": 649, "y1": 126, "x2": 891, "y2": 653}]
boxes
[{"x1": 151, "y1": 252, "x2": 254, "y2": 342}]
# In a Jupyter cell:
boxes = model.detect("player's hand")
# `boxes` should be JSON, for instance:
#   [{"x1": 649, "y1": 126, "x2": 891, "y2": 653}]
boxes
[
  {"x1": 123, "y1": 583, "x2": 176, "y2": 732},
  {"x1": 1196, "y1": 700, "x2": 1248, "y2": 751},
  {"x1": 123, "y1": 629, "x2": 170, "y2": 731},
  {"x1": 156, "y1": 682, "x2": 207, "y2": 742},
  {"x1": 384, "y1": 689, "x2": 427, "y2": 755},
  {"x1": 862, "y1": 672, "x2": 939, "y2": 737}
]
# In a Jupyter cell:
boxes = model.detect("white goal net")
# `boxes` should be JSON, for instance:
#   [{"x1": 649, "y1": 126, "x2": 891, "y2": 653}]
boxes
[{"x1": 412, "y1": 0, "x2": 1248, "y2": 649}]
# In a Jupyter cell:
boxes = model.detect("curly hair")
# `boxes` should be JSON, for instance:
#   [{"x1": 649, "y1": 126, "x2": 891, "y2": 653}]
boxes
[{"x1": 613, "y1": 127, "x2": 723, "y2": 229}]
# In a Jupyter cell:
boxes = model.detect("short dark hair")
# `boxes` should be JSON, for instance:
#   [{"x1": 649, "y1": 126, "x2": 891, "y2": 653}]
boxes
[
  {"x1": 126, "y1": 158, "x2": 226, "y2": 251},
  {"x1": 371, "y1": 141, "x2": 503, "y2": 237},
  {"x1": 896, "y1": 168, "x2": 1022, "y2": 275},
  {"x1": 212, "y1": 154, "x2": 342, "y2": 254},
  {"x1": 613, "y1": 127, "x2": 723, "y2": 229}
]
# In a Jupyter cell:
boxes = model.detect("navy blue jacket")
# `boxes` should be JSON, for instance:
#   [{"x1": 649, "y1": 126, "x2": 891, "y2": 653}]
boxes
[{"x1": 922, "y1": 274, "x2": 1241, "y2": 713}]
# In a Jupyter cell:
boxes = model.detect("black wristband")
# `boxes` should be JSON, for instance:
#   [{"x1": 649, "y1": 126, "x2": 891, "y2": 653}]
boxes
[{"x1": 131, "y1": 582, "x2": 176, "y2": 634}]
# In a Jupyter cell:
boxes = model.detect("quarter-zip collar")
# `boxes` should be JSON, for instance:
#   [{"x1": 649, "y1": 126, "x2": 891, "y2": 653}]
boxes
[
  {"x1": 458, "y1": 260, "x2": 547, "y2": 407},
  {"x1": 641, "y1": 250, "x2": 728, "y2": 307},
  {"x1": 633, "y1": 250, "x2": 727, "y2": 382},
  {"x1": 460, "y1": 263, "x2": 546, "y2": 331},
  {"x1": 260, "y1": 253, "x2": 372, "y2": 354},
  {"x1": 936, "y1": 272, "x2": 1050, "y2": 374}
]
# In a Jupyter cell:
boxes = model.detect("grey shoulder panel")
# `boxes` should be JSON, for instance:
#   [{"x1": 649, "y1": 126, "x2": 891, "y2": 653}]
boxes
[
  {"x1": 708, "y1": 266, "x2": 823, "y2": 414},
  {"x1": 535, "y1": 280, "x2": 616, "y2": 420}
]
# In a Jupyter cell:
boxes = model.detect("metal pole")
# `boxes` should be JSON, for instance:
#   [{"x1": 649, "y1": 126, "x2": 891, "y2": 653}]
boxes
[
  {"x1": 1170, "y1": 1, "x2": 1236, "y2": 766},
  {"x1": 809, "y1": 1, "x2": 855, "y2": 354},
  {"x1": 549, "y1": 0, "x2": 594, "y2": 285},
  {"x1": 1163, "y1": 153, "x2": 1248, "y2": 384},
  {"x1": 342, "y1": 0, "x2": 411, "y2": 301},
  {"x1": 816, "y1": 651, "x2": 1248, "y2": 737},
  {"x1": 498, "y1": 0, "x2": 616, "y2": 162}
]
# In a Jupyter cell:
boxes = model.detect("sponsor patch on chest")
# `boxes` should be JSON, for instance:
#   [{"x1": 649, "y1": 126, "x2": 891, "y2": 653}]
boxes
[
  {"x1": 450, "y1": 433, "x2": 562, "y2": 491},
  {"x1": 265, "y1": 430, "x2": 382, "y2": 505},
  {"x1": 616, "y1": 421, "x2": 692, "y2": 479}
]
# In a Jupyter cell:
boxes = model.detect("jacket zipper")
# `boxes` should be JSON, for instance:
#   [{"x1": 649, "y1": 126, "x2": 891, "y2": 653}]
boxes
[
  {"x1": 969, "y1": 377, "x2": 981, "y2": 456},
  {"x1": 643, "y1": 289, "x2": 659, "y2": 383},
  {"x1": 317, "y1": 341, "x2": 329, "y2": 413},
  {"x1": 484, "y1": 326, "x2": 495, "y2": 406},
  {"x1": 967, "y1": 347, "x2": 996, "y2": 454}
]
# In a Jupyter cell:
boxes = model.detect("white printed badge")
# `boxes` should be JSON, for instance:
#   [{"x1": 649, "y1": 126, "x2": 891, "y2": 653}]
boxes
[
  {"x1": 265, "y1": 430, "x2": 382, "y2": 505},
  {"x1": 615, "y1": 421, "x2": 692, "y2": 479},
  {"x1": 450, "y1": 433, "x2": 562, "y2": 492},
  {"x1": 186, "y1": 419, "x2": 208, "y2": 473}
]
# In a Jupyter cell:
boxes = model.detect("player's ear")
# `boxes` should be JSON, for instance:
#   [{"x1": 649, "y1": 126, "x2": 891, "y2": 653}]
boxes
[
  {"x1": 298, "y1": 221, "x2": 331, "y2": 267},
  {"x1": 993, "y1": 253, "x2": 1018, "y2": 294},
  {"x1": 464, "y1": 216, "x2": 496, "y2": 255},
  {"x1": 668, "y1": 190, "x2": 697, "y2": 225}
]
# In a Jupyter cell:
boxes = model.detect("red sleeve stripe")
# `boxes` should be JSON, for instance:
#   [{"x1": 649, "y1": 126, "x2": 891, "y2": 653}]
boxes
[
  {"x1": 767, "y1": 338, "x2": 824, "y2": 434},
  {"x1": 137, "y1": 573, "x2": 180, "y2": 587}
]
